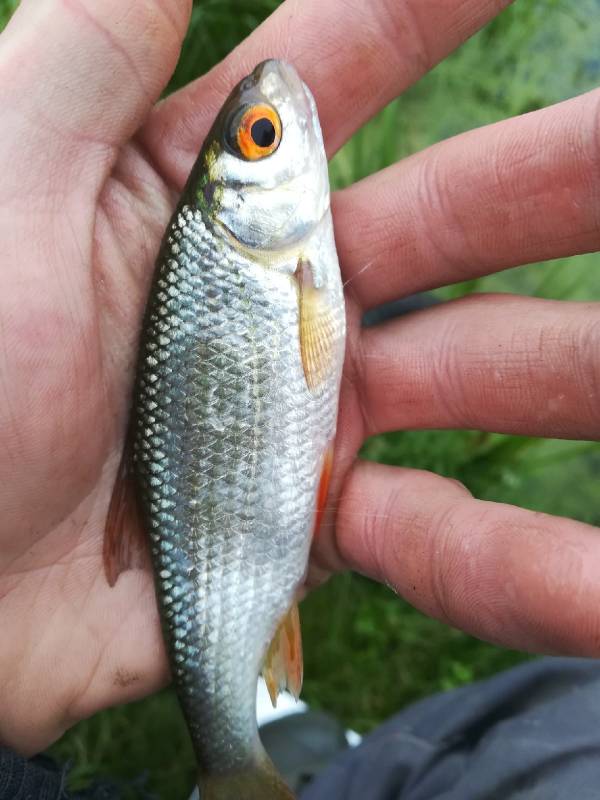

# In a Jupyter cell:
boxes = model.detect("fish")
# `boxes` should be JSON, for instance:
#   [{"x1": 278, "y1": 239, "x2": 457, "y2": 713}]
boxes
[{"x1": 104, "y1": 59, "x2": 346, "y2": 799}]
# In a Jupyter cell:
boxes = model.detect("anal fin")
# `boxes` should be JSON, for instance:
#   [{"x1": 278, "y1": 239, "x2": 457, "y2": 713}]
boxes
[
  {"x1": 103, "y1": 438, "x2": 146, "y2": 587},
  {"x1": 262, "y1": 602, "x2": 303, "y2": 707}
]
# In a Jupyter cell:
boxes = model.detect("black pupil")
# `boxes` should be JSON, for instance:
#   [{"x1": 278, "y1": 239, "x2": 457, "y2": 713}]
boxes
[{"x1": 251, "y1": 117, "x2": 276, "y2": 148}]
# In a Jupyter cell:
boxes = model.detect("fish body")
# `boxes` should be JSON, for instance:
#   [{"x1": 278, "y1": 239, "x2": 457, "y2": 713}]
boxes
[{"x1": 129, "y1": 61, "x2": 345, "y2": 798}]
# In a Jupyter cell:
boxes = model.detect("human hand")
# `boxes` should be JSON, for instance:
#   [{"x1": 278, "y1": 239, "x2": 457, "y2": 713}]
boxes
[{"x1": 1, "y1": 0, "x2": 599, "y2": 757}]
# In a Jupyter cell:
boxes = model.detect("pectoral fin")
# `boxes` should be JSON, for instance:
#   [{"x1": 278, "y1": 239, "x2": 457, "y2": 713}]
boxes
[
  {"x1": 295, "y1": 259, "x2": 336, "y2": 392},
  {"x1": 262, "y1": 602, "x2": 303, "y2": 706}
]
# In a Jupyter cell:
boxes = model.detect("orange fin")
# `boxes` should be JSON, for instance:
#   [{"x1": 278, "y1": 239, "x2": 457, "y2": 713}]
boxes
[
  {"x1": 262, "y1": 602, "x2": 303, "y2": 706},
  {"x1": 314, "y1": 443, "x2": 334, "y2": 538},
  {"x1": 103, "y1": 439, "x2": 145, "y2": 587},
  {"x1": 295, "y1": 259, "x2": 336, "y2": 392}
]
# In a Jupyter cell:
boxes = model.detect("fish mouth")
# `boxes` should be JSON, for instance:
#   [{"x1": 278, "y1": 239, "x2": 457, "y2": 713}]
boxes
[
  {"x1": 247, "y1": 59, "x2": 313, "y2": 118},
  {"x1": 250, "y1": 59, "x2": 301, "y2": 89}
]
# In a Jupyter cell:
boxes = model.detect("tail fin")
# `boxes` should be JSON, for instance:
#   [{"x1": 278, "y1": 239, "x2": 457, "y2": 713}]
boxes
[{"x1": 198, "y1": 752, "x2": 295, "y2": 799}]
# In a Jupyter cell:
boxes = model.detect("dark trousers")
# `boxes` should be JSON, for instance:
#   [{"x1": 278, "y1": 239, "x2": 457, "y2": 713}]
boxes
[
  {"x1": 3, "y1": 658, "x2": 600, "y2": 798},
  {"x1": 302, "y1": 658, "x2": 600, "y2": 800}
]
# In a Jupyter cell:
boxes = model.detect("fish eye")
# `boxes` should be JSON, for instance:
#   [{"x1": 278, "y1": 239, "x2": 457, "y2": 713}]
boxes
[
  {"x1": 251, "y1": 117, "x2": 276, "y2": 148},
  {"x1": 232, "y1": 103, "x2": 282, "y2": 161}
]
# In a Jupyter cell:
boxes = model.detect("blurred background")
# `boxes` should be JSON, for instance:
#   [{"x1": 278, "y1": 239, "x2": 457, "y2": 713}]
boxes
[{"x1": 1, "y1": 0, "x2": 599, "y2": 796}]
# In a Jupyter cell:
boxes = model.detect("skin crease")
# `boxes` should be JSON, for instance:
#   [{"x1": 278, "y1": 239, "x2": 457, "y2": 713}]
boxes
[{"x1": 0, "y1": 0, "x2": 599, "y2": 757}]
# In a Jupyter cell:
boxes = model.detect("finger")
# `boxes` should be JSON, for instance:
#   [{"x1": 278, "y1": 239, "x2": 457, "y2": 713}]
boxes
[
  {"x1": 141, "y1": 0, "x2": 512, "y2": 189},
  {"x1": 354, "y1": 294, "x2": 600, "y2": 440},
  {"x1": 0, "y1": 0, "x2": 191, "y2": 177},
  {"x1": 336, "y1": 89, "x2": 600, "y2": 308},
  {"x1": 337, "y1": 461, "x2": 600, "y2": 656}
]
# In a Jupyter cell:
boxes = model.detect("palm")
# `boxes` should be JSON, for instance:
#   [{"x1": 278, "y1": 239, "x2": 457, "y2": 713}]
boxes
[
  {"x1": 2, "y1": 0, "x2": 600, "y2": 757},
  {"x1": 0, "y1": 91, "x2": 175, "y2": 760}
]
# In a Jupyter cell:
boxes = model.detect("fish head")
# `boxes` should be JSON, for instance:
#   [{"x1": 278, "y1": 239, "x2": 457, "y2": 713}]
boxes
[{"x1": 196, "y1": 59, "x2": 329, "y2": 253}]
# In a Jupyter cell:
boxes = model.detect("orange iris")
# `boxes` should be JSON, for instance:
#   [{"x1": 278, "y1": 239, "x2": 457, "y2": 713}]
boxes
[{"x1": 236, "y1": 104, "x2": 282, "y2": 161}]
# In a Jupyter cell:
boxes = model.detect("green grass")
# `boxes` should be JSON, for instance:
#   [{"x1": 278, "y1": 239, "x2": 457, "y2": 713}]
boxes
[
  {"x1": 0, "y1": 0, "x2": 16, "y2": 26},
  {"x1": 2, "y1": 0, "x2": 600, "y2": 796}
]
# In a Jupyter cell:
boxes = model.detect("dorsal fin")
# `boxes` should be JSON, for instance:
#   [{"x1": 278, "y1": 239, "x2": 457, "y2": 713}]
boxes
[{"x1": 103, "y1": 438, "x2": 146, "y2": 587}]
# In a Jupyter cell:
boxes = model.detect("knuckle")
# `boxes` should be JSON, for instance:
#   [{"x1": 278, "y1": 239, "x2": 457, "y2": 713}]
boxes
[
  {"x1": 429, "y1": 313, "x2": 473, "y2": 427},
  {"x1": 379, "y1": 0, "x2": 432, "y2": 78},
  {"x1": 427, "y1": 500, "x2": 467, "y2": 627},
  {"x1": 587, "y1": 91, "x2": 600, "y2": 239},
  {"x1": 426, "y1": 500, "x2": 509, "y2": 633},
  {"x1": 142, "y1": 0, "x2": 191, "y2": 43},
  {"x1": 418, "y1": 152, "x2": 479, "y2": 279},
  {"x1": 575, "y1": 310, "x2": 600, "y2": 432}
]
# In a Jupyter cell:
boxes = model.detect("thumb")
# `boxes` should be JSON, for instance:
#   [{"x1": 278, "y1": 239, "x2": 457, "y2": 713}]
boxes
[{"x1": 0, "y1": 0, "x2": 191, "y2": 175}]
